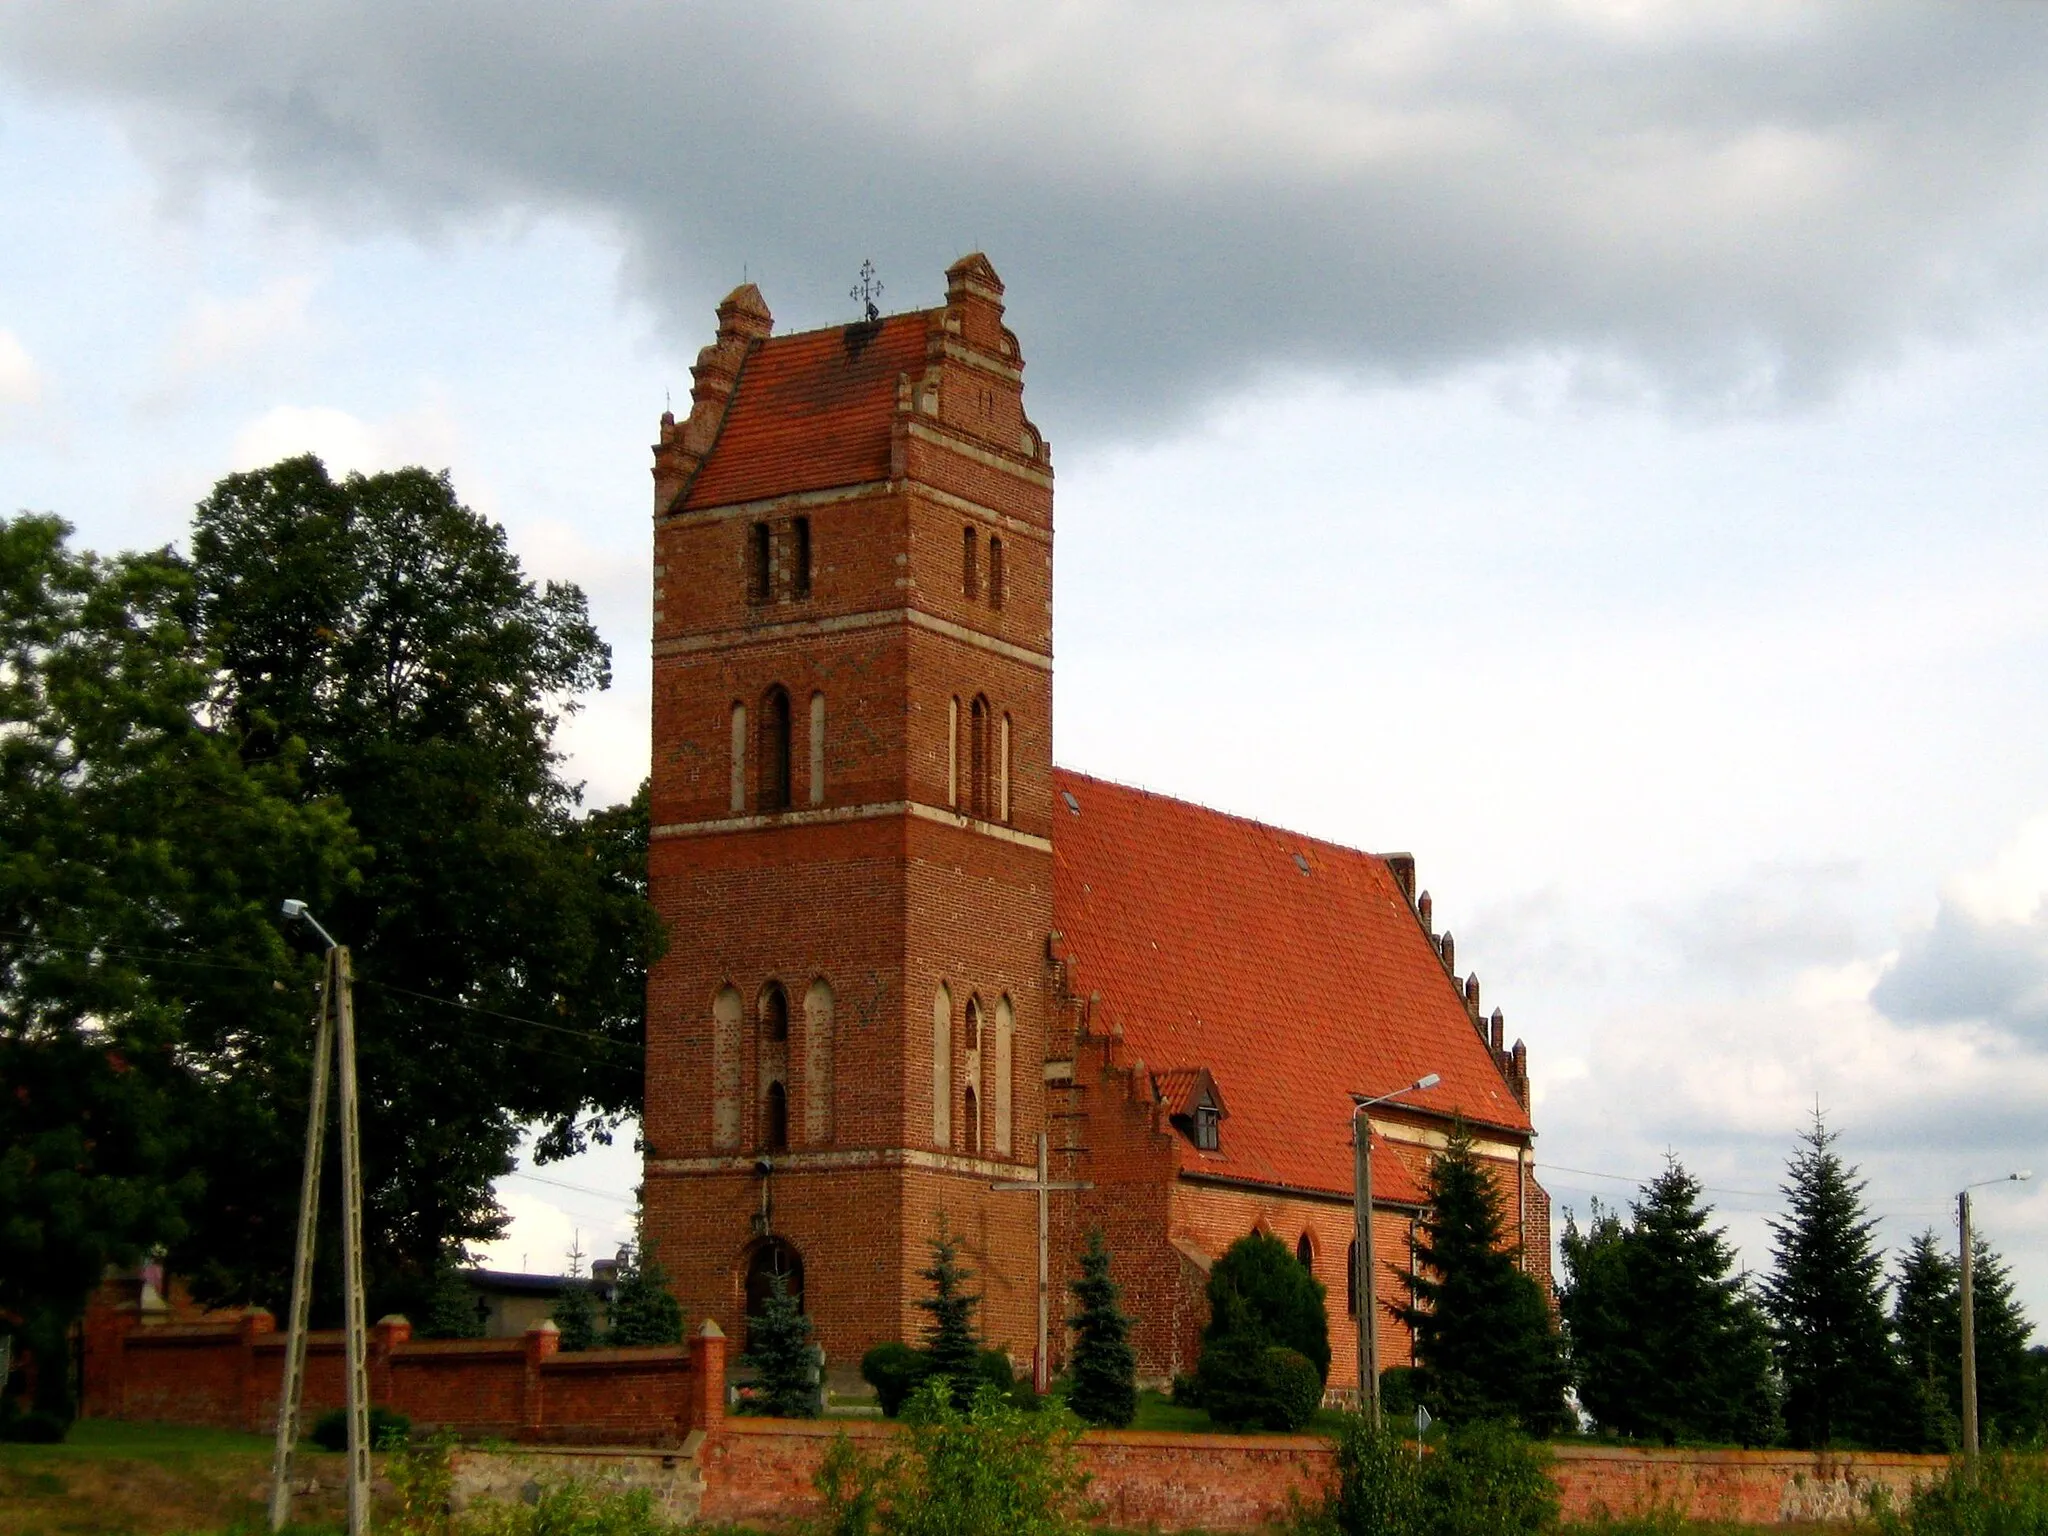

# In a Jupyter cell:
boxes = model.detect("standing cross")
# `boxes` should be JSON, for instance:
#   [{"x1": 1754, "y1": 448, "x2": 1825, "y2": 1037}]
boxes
[
  {"x1": 991, "y1": 1131, "x2": 1093, "y2": 1392},
  {"x1": 850, "y1": 260, "x2": 883, "y2": 322}
]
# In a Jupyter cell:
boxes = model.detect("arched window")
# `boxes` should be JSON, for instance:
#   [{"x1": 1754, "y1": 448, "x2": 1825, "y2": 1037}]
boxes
[
  {"x1": 759, "y1": 686, "x2": 791, "y2": 812},
  {"x1": 963, "y1": 525, "x2": 979, "y2": 599},
  {"x1": 759, "y1": 981, "x2": 790, "y2": 1042},
  {"x1": 998, "y1": 713, "x2": 1012, "y2": 823},
  {"x1": 988, "y1": 536, "x2": 1004, "y2": 611},
  {"x1": 993, "y1": 996, "x2": 1015, "y2": 1156},
  {"x1": 969, "y1": 695, "x2": 991, "y2": 818},
  {"x1": 808, "y1": 691, "x2": 826, "y2": 806},
  {"x1": 804, "y1": 978, "x2": 835, "y2": 1143},
  {"x1": 1346, "y1": 1241, "x2": 1358, "y2": 1317},
  {"x1": 964, "y1": 1086, "x2": 980, "y2": 1154},
  {"x1": 712, "y1": 985, "x2": 743, "y2": 1151},
  {"x1": 932, "y1": 984, "x2": 953, "y2": 1147},
  {"x1": 765, "y1": 1080, "x2": 789, "y2": 1151},
  {"x1": 965, "y1": 997, "x2": 983, "y2": 1053},
  {"x1": 729, "y1": 702, "x2": 747, "y2": 814},
  {"x1": 748, "y1": 521, "x2": 772, "y2": 604},
  {"x1": 1297, "y1": 1233, "x2": 1315, "y2": 1270},
  {"x1": 947, "y1": 696, "x2": 960, "y2": 809},
  {"x1": 743, "y1": 1238, "x2": 804, "y2": 1352}
]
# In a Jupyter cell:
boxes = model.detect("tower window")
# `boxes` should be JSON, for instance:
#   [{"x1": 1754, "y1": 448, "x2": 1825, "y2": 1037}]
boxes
[
  {"x1": 729, "y1": 702, "x2": 747, "y2": 814},
  {"x1": 764, "y1": 1080, "x2": 789, "y2": 1151},
  {"x1": 964, "y1": 1086, "x2": 980, "y2": 1154},
  {"x1": 999, "y1": 713, "x2": 1012, "y2": 823},
  {"x1": 759, "y1": 979, "x2": 790, "y2": 1042},
  {"x1": 759, "y1": 685, "x2": 791, "y2": 812},
  {"x1": 963, "y1": 525, "x2": 979, "y2": 600},
  {"x1": 969, "y1": 695, "x2": 991, "y2": 819},
  {"x1": 988, "y1": 537, "x2": 1004, "y2": 611},
  {"x1": 748, "y1": 522, "x2": 771, "y2": 605},
  {"x1": 792, "y1": 516, "x2": 812, "y2": 599},
  {"x1": 1194, "y1": 1103, "x2": 1220, "y2": 1151},
  {"x1": 808, "y1": 691, "x2": 826, "y2": 806},
  {"x1": 947, "y1": 696, "x2": 960, "y2": 809}
]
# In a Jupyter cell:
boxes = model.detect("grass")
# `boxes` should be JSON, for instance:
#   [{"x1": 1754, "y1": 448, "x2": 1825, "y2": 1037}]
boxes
[{"x1": 0, "y1": 1419, "x2": 353, "y2": 1536}]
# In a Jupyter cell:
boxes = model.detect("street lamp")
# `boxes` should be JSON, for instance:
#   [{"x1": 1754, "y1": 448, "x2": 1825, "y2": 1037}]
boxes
[
  {"x1": 1352, "y1": 1072, "x2": 1440, "y2": 1428},
  {"x1": 1960, "y1": 1170, "x2": 2032, "y2": 1462}
]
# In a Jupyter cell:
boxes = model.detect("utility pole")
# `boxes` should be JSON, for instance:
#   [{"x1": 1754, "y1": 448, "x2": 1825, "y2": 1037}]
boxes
[
  {"x1": 990, "y1": 1132, "x2": 1092, "y2": 1393},
  {"x1": 269, "y1": 905, "x2": 372, "y2": 1536},
  {"x1": 1957, "y1": 1169, "x2": 2032, "y2": 1469},
  {"x1": 1351, "y1": 1073, "x2": 1439, "y2": 1429}
]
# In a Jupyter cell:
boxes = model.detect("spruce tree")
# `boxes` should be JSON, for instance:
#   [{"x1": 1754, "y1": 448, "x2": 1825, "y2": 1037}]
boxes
[
  {"x1": 1397, "y1": 1121, "x2": 1568, "y2": 1433},
  {"x1": 1621, "y1": 1162, "x2": 1778, "y2": 1445},
  {"x1": 918, "y1": 1213, "x2": 983, "y2": 1408},
  {"x1": 740, "y1": 1269, "x2": 818, "y2": 1417},
  {"x1": 550, "y1": 1279, "x2": 600, "y2": 1352},
  {"x1": 1066, "y1": 1227, "x2": 1137, "y2": 1427},
  {"x1": 1559, "y1": 1201, "x2": 1636, "y2": 1433},
  {"x1": 1892, "y1": 1231, "x2": 1960, "y2": 1451},
  {"x1": 1761, "y1": 1113, "x2": 1909, "y2": 1448},
  {"x1": 606, "y1": 1239, "x2": 683, "y2": 1347},
  {"x1": 419, "y1": 1249, "x2": 485, "y2": 1339}
]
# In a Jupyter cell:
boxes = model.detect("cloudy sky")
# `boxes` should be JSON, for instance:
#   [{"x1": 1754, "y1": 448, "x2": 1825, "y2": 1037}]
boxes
[{"x1": 6, "y1": 1, "x2": 2048, "y2": 1314}]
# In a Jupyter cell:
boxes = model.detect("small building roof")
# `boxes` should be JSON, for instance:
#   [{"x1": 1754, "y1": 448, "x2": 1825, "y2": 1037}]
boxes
[{"x1": 1050, "y1": 770, "x2": 1529, "y2": 1205}]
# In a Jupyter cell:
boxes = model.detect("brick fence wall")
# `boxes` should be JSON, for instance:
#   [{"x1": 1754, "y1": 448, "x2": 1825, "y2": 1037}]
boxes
[
  {"x1": 81, "y1": 1306, "x2": 728, "y2": 1449},
  {"x1": 692, "y1": 1417, "x2": 1949, "y2": 1530}
]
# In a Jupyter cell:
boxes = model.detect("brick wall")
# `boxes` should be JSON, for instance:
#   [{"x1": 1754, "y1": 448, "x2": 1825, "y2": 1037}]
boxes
[{"x1": 81, "y1": 1305, "x2": 728, "y2": 1449}]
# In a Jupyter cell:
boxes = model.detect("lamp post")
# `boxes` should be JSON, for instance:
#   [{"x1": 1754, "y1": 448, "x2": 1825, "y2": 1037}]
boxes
[
  {"x1": 268, "y1": 902, "x2": 371, "y2": 1536},
  {"x1": 1960, "y1": 1170, "x2": 2032, "y2": 1463},
  {"x1": 1352, "y1": 1072, "x2": 1440, "y2": 1428}
]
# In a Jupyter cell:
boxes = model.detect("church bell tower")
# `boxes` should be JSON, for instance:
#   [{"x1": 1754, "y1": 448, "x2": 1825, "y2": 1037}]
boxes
[{"x1": 640, "y1": 255, "x2": 1056, "y2": 1374}]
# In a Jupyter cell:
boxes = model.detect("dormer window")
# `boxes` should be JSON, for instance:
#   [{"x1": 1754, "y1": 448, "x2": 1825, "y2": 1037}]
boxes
[
  {"x1": 1155, "y1": 1066, "x2": 1227, "y2": 1153},
  {"x1": 1194, "y1": 1104, "x2": 1220, "y2": 1151}
]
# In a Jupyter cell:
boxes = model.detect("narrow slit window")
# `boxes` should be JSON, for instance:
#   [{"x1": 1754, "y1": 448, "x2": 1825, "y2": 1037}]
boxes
[
  {"x1": 999, "y1": 713, "x2": 1012, "y2": 823},
  {"x1": 963, "y1": 525, "x2": 979, "y2": 600},
  {"x1": 729, "y1": 702, "x2": 748, "y2": 813},
  {"x1": 748, "y1": 522, "x2": 771, "y2": 604},
  {"x1": 947, "y1": 696, "x2": 960, "y2": 809},
  {"x1": 792, "y1": 516, "x2": 812, "y2": 599},
  {"x1": 808, "y1": 691, "x2": 826, "y2": 806},
  {"x1": 759, "y1": 686, "x2": 792, "y2": 813},
  {"x1": 969, "y1": 695, "x2": 990, "y2": 819},
  {"x1": 988, "y1": 536, "x2": 1004, "y2": 610}
]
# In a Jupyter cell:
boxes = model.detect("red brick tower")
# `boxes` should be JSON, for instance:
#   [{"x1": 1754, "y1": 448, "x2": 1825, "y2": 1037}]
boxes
[{"x1": 641, "y1": 255, "x2": 1055, "y2": 1378}]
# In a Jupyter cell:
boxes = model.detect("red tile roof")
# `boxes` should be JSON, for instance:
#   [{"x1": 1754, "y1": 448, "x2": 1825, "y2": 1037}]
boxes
[
  {"x1": 682, "y1": 313, "x2": 933, "y2": 511},
  {"x1": 1051, "y1": 770, "x2": 1529, "y2": 1205}
]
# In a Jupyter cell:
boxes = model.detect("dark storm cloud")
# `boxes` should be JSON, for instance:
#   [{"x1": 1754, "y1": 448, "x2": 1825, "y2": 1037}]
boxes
[
  {"x1": 5, "y1": 2, "x2": 2048, "y2": 438},
  {"x1": 1875, "y1": 898, "x2": 2048, "y2": 1045}
]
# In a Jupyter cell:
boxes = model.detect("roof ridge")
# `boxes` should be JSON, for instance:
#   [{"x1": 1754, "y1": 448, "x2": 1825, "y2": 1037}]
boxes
[
  {"x1": 751, "y1": 306, "x2": 940, "y2": 347},
  {"x1": 1052, "y1": 765, "x2": 1392, "y2": 866}
]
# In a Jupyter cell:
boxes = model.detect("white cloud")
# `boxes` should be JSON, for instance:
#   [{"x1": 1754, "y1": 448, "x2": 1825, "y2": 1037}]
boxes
[
  {"x1": 150, "y1": 272, "x2": 318, "y2": 400},
  {"x1": 229, "y1": 398, "x2": 459, "y2": 478},
  {"x1": 0, "y1": 329, "x2": 43, "y2": 409}
]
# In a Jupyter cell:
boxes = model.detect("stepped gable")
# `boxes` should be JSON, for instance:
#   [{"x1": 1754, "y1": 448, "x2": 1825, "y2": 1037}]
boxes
[
  {"x1": 1050, "y1": 769, "x2": 1530, "y2": 1204},
  {"x1": 680, "y1": 309, "x2": 934, "y2": 511}
]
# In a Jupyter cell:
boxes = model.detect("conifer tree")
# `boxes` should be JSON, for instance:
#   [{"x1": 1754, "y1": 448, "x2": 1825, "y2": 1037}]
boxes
[
  {"x1": 1960, "y1": 1238, "x2": 2040, "y2": 1444},
  {"x1": 918, "y1": 1213, "x2": 983, "y2": 1408},
  {"x1": 1559, "y1": 1201, "x2": 1634, "y2": 1431},
  {"x1": 1892, "y1": 1231, "x2": 1960, "y2": 1451},
  {"x1": 606, "y1": 1239, "x2": 683, "y2": 1347},
  {"x1": 1397, "y1": 1121, "x2": 1568, "y2": 1432},
  {"x1": 550, "y1": 1278, "x2": 600, "y2": 1352},
  {"x1": 1761, "y1": 1113, "x2": 1909, "y2": 1448},
  {"x1": 740, "y1": 1269, "x2": 818, "y2": 1417},
  {"x1": 1066, "y1": 1227, "x2": 1137, "y2": 1427}
]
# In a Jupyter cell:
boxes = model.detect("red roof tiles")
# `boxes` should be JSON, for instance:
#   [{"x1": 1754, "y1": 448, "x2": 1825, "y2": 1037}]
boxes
[
  {"x1": 682, "y1": 313, "x2": 933, "y2": 511},
  {"x1": 1051, "y1": 770, "x2": 1529, "y2": 1205}
]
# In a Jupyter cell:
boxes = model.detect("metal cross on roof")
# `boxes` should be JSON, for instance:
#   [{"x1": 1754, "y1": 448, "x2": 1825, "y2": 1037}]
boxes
[{"x1": 850, "y1": 259, "x2": 883, "y2": 322}]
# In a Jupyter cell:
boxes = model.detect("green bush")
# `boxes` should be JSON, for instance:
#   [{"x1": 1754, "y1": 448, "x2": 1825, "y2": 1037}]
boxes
[
  {"x1": 1310, "y1": 1413, "x2": 1555, "y2": 1536},
  {"x1": 860, "y1": 1341, "x2": 928, "y2": 1417},
  {"x1": 1380, "y1": 1366, "x2": 1420, "y2": 1422},
  {"x1": 1874, "y1": 1447, "x2": 2048, "y2": 1536},
  {"x1": 1419, "y1": 1421, "x2": 1557, "y2": 1536},
  {"x1": 1169, "y1": 1371, "x2": 1202, "y2": 1409},
  {"x1": 1204, "y1": 1232, "x2": 1332, "y2": 1383},
  {"x1": 459, "y1": 1478, "x2": 685, "y2": 1536},
  {"x1": 309, "y1": 1405, "x2": 412, "y2": 1452},
  {"x1": 812, "y1": 1379, "x2": 1088, "y2": 1536},
  {"x1": 0, "y1": 1406, "x2": 69, "y2": 1443},
  {"x1": 1264, "y1": 1347, "x2": 1324, "y2": 1432}
]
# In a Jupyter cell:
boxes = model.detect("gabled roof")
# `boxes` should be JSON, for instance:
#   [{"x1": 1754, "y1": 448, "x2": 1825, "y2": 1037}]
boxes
[
  {"x1": 1152, "y1": 1066, "x2": 1227, "y2": 1121},
  {"x1": 1050, "y1": 770, "x2": 1529, "y2": 1205},
  {"x1": 682, "y1": 312, "x2": 933, "y2": 511}
]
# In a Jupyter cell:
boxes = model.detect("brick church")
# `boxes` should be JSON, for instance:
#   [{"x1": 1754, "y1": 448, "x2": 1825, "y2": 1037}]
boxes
[{"x1": 641, "y1": 255, "x2": 1549, "y2": 1392}]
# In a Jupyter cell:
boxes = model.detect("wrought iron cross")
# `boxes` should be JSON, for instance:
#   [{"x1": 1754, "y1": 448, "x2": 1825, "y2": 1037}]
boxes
[{"x1": 850, "y1": 260, "x2": 883, "y2": 322}]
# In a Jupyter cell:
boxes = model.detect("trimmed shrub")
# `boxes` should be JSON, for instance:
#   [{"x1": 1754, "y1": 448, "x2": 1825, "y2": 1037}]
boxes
[
  {"x1": 1264, "y1": 1347, "x2": 1324, "y2": 1432},
  {"x1": 1204, "y1": 1232, "x2": 1332, "y2": 1384},
  {"x1": 310, "y1": 1405, "x2": 411, "y2": 1452},
  {"x1": 861, "y1": 1341, "x2": 928, "y2": 1418}
]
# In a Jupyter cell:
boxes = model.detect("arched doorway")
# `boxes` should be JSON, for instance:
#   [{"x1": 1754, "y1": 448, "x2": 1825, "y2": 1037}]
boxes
[{"x1": 743, "y1": 1238, "x2": 805, "y2": 1352}]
